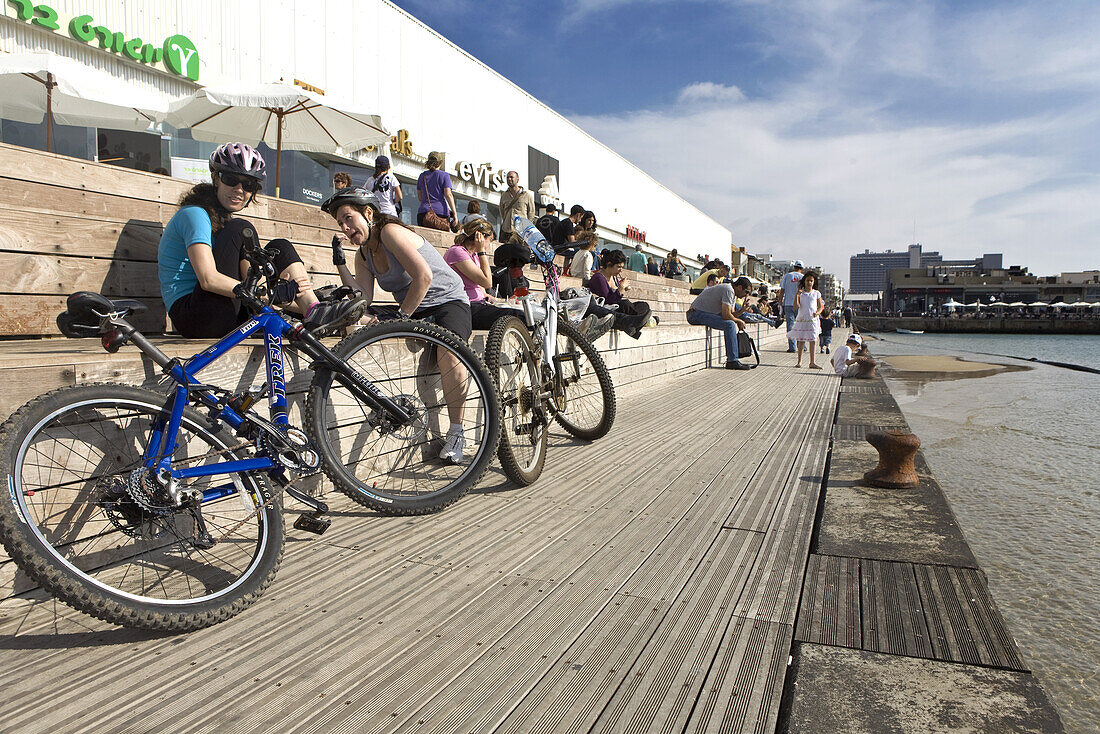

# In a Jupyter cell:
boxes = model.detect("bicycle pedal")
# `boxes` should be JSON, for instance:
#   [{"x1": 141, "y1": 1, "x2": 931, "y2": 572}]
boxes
[{"x1": 293, "y1": 513, "x2": 331, "y2": 535}]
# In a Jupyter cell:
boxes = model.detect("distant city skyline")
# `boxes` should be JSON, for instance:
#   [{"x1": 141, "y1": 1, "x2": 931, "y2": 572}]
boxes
[{"x1": 393, "y1": 0, "x2": 1100, "y2": 279}]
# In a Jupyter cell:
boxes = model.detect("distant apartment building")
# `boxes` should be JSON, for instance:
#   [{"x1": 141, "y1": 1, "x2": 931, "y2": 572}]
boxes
[
  {"x1": 1059, "y1": 271, "x2": 1100, "y2": 285},
  {"x1": 849, "y1": 245, "x2": 943, "y2": 294},
  {"x1": 882, "y1": 256, "x2": 1096, "y2": 312},
  {"x1": 731, "y1": 247, "x2": 775, "y2": 283},
  {"x1": 818, "y1": 272, "x2": 845, "y2": 306}
]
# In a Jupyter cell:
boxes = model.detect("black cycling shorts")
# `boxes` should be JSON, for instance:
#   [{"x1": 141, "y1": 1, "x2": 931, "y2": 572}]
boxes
[
  {"x1": 368, "y1": 300, "x2": 472, "y2": 342},
  {"x1": 470, "y1": 300, "x2": 517, "y2": 331},
  {"x1": 168, "y1": 218, "x2": 303, "y2": 338}
]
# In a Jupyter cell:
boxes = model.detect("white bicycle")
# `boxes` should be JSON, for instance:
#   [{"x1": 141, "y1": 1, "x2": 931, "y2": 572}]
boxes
[{"x1": 484, "y1": 219, "x2": 616, "y2": 485}]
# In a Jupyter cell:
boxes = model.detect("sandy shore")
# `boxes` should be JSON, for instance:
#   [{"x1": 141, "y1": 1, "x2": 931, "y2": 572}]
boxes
[{"x1": 880, "y1": 354, "x2": 1007, "y2": 373}]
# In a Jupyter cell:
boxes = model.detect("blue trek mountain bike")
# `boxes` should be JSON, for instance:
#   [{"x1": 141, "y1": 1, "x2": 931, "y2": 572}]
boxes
[{"x1": 0, "y1": 240, "x2": 500, "y2": 631}]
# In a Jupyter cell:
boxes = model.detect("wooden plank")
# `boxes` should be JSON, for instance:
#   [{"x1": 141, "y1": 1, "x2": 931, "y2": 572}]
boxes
[
  {"x1": 731, "y1": 402, "x2": 833, "y2": 626},
  {"x1": 860, "y1": 559, "x2": 934, "y2": 659},
  {"x1": 794, "y1": 553, "x2": 861, "y2": 649},
  {"x1": 681, "y1": 617, "x2": 793, "y2": 734},
  {"x1": 915, "y1": 564, "x2": 1027, "y2": 671},
  {"x1": 0, "y1": 252, "x2": 162, "y2": 298},
  {"x1": 581, "y1": 529, "x2": 763, "y2": 734},
  {"x1": 0, "y1": 295, "x2": 167, "y2": 337},
  {"x1": 0, "y1": 207, "x2": 163, "y2": 260}
]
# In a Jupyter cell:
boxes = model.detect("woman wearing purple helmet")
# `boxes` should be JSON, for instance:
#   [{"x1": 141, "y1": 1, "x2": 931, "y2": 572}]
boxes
[{"x1": 157, "y1": 142, "x2": 364, "y2": 338}]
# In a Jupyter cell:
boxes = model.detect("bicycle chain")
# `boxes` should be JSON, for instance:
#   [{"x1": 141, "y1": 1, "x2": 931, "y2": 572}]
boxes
[{"x1": 154, "y1": 436, "x2": 309, "y2": 544}]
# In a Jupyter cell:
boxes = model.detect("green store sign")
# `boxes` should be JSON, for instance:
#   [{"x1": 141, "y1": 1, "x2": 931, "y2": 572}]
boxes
[{"x1": 6, "y1": 1, "x2": 200, "y2": 81}]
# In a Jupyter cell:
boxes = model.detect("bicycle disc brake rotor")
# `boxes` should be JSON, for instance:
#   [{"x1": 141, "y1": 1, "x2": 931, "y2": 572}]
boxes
[{"x1": 382, "y1": 394, "x2": 428, "y2": 443}]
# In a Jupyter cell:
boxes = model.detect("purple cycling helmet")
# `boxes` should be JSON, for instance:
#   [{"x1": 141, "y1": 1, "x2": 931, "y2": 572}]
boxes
[{"x1": 208, "y1": 142, "x2": 266, "y2": 181}]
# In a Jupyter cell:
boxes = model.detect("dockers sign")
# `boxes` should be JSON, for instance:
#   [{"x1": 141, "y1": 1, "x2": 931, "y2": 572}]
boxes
[{"x1": 4, "y1": 1, "x2": 200, "y2": 81}]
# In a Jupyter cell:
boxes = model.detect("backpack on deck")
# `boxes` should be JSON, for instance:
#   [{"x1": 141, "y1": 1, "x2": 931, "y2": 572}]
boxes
[{"x1": 736, "y1": 332, "x2": 760, "y2": 366}]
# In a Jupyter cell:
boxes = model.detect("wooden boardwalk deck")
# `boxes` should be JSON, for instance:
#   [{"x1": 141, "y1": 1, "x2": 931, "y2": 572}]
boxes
[{"x1": 0, "y1": 343, "x2": 838, "y2": 734}]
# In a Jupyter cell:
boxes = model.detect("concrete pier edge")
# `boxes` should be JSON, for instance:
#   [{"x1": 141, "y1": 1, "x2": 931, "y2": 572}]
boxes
[{"x1": 777, "y1": 358, "x2": 1066, "y2": 733}]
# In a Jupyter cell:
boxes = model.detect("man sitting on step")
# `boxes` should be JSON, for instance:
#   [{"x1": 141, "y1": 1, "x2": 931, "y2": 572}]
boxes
[{"x1": 686, "y1": 276, "x2": 755, "y2": 371}]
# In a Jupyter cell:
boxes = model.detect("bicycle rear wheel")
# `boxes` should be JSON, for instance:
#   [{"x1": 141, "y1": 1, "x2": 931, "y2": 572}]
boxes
[
  {"x1": 307, "y1": 319, "x2": 501, "y2": 515},
  {"x1": 485, "y1": 316, "x2": 547, "y2": 486},
  {"x1": 553, "y1": 319, "x2": 617, "y2": 440},
  {"x1": 0, "y1": 384, "x2": 283, "y2": 632}
]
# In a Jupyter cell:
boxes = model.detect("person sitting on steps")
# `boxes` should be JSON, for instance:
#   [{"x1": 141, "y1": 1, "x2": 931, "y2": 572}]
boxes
[
  {"x1": 587, "y1": 249, "x2": 654, "y2": 339},
  {"x1": 157, "y1": 142, "x2": 365, "y2": 339},
  {"x1": 686, "y1": 274, "x2": 753, "y2": 370}
]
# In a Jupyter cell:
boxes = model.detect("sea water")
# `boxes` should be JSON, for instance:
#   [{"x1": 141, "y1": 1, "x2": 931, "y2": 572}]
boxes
[{"x1": 866, "y1": 331, "x2": 1100, "y2": 732}]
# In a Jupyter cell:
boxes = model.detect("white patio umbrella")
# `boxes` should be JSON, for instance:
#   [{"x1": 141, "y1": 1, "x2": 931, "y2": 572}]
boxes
[
  {"x1": 989, "y1": 300, "x2": 1009, "y2": 306},
  {"x1": 167, "y1": 83, "x2": 389, "y2": 194},
  {"x1": 0, "y1": 52, "x2": 170, "y2": 151},
  {"x1": 966, "y1": 301, "x2": 982, "y2": 307},
  {"x1": 942, "y1": 299, "x2": 964, "y2": 307},
  {"x1": 1028, "y1": 301, "x2": 1048, "y2": 307},
  {"x1": 1051, "y1": 302, "x2": 1069, "y2": 308},
  {"x1": 1008, "y1": 301, "x2": 1027, "y2": 307},
  {"x1": 1070, "y1": 301, "x2": 1092, "y2": 307}
]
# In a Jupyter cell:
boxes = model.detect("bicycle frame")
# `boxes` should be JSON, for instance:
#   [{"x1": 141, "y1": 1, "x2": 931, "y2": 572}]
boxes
[
  {"x1": 147, "y1": 309, "x2": 292, "y2": 484},
  {"x1": 521, "y1": 262, "x2": 561, "y2": 379},
  {"x1": 115, "y1": 305, "x2": 409, "y2": 490}
]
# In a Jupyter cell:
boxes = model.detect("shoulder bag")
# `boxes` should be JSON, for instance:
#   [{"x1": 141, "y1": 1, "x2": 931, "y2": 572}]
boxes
[{"x1": 419, "y1": 172, "x2": 452, "y2": 231}]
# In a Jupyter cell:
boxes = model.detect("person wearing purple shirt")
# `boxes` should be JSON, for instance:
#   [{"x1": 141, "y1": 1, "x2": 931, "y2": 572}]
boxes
[
  {"x1": 416, "y1": 151, "x2": 458, "y2": 228},
  {"x1": 588, "y1": 249, "x2": 655, "y2": 339}
]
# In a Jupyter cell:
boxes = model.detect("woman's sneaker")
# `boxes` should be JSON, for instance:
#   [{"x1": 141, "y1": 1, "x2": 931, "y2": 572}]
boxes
[
  {"x1": 581, "y1": 314, "x2": 615, "y2": 342},
  {"x1": 439, "y1": 426, "x2": 465, "y2": 464},
  {"x1": 304, "y1": 298, "x2": 367, "y2": 336}
]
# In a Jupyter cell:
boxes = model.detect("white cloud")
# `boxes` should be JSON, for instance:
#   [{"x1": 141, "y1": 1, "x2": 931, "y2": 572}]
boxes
[
  {"x1": 677, "y1": 82, "x2": 746, "y2": 105},
  {"x1": 565, "y1": 1, "x2": 1100, "y2": 281}
]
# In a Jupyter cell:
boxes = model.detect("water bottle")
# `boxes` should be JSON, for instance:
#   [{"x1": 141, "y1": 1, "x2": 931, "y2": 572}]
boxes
[{"x1": 513, "y1": 215, "x2": 555, "y2": 264}]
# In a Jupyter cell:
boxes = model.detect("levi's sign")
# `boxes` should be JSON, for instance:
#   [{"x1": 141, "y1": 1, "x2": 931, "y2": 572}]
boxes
[
  {"x1": 455, "y1": 161, "x2": 507, "y2": 193},
  {"x1": 5, "y1": 1, "x2": 200, "y2": 80}
]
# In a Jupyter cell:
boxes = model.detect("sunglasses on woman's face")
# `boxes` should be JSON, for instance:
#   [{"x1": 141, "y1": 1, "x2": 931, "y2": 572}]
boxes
[{"x1": 218, "y1": 173, "x2": 263, "y2": 193}]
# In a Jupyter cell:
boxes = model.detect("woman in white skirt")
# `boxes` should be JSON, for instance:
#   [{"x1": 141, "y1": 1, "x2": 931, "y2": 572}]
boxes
[{"x1": 788, "y1": 271, "x2": 824, "y2": 369}]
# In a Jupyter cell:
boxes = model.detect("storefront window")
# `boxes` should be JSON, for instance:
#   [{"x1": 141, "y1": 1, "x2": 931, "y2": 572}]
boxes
[
  {"x1": 0, "y1": 118, "x2": 94, "y2": 160},
  {"x1": 258, "y1": 146, "x2": 330, "y2": 205},
  {"x1": 96, "y1": 129, "x2": 163, "y2": 172}
]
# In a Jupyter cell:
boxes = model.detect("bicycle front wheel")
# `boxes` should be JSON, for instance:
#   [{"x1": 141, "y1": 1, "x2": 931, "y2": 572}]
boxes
[
  {"x1": 307, "y1": 319, "x2": 501, "y2": 515},
  {"x1": 485, "y1": 316, "x2": 547, "y2": 486},
  {"x1": 0, "y1": 384, "x2": 283, "y2": 632},
  {"x1": 553, "y1": 319, "x2": 617, "y2": 440}
]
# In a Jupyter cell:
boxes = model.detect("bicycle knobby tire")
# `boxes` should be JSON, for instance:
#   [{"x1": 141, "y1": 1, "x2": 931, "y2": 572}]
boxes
[
  {"x1": 307, "y1": 319, "x2": 501, "y2": 514},
  {"x1": 485, "y1": 316, "x2": 547, "y2": 486},
  {"x1": 554, "y1": 319, "x2": 616, "y2": 440},
  {"x1": 0, "y1": 384, "x2": 284, "y2": 632}
]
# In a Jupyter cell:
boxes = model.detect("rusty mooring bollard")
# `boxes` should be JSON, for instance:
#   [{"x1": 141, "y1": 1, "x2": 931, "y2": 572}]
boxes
[{"x1": 863, "y1": 430, "x2": 920, "y2": 488}]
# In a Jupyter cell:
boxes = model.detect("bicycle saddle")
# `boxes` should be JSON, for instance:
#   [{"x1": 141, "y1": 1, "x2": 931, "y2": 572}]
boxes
[{"x1": 57, "y1": 291, "x2": 147, "y2": 337}]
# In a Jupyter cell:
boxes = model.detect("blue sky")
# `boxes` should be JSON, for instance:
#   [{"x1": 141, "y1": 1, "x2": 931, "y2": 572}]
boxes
[{"x1": 392, "y1": 0, "x2": 1100, "y2": 280}]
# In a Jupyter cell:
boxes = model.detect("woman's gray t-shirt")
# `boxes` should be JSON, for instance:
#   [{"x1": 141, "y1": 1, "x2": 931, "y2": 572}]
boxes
[{"x1": 361, "y1": 232, "x2": 469, "y2": 308}]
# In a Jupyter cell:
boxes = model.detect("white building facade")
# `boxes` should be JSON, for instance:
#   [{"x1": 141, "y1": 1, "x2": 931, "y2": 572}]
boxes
[{"x1": 1, "y1": 0, "x2": 729, "y2": 270}]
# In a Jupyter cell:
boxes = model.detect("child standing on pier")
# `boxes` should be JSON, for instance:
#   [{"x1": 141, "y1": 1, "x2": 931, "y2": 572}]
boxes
[
  {"x1": 819, "y1": 309, "x2": 835, "y2": 354},
  {"x1": 788, "y1": 271, "x2": 824, "y2": 369}
]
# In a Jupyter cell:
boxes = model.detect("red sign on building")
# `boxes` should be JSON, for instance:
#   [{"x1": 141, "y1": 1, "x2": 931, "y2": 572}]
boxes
[{"x1": 626, "y1": 225, "x2": 647, "y2": 243}]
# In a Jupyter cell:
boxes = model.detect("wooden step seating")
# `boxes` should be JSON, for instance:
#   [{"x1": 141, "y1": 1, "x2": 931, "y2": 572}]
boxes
[{"x1": 0, "y1": 142, "x2": 789, "y2": 422}]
